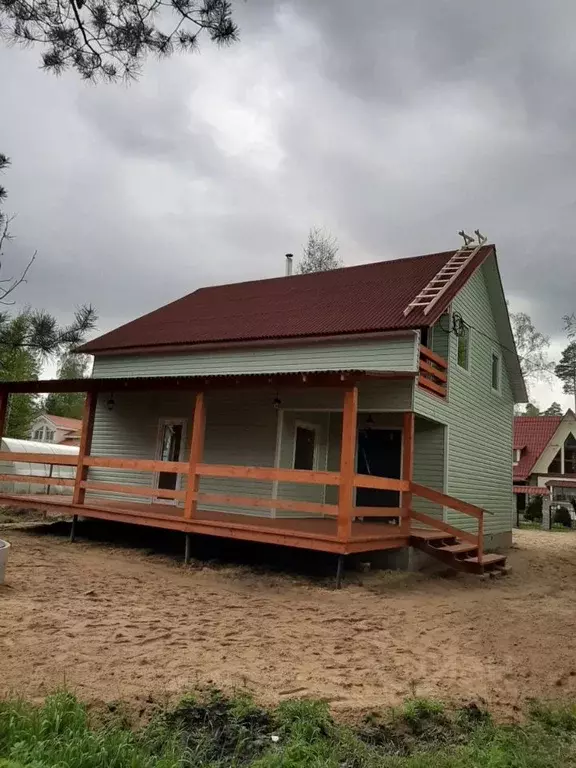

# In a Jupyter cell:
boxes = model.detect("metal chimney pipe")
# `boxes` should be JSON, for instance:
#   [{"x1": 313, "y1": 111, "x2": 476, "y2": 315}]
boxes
[{"x1": 285, "y1": 253, "x2": 293, "y2": 276}]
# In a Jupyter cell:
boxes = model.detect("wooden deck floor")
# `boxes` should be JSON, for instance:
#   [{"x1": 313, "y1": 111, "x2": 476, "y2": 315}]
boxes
[{"x1": 0, "y1": 493, "x2": 410, "y2": 554}]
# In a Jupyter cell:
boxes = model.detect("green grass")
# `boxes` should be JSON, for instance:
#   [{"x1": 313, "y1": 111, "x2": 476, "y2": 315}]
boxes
[{"x1": 1, "y1": 690, "x2": 576, "y2": 767}]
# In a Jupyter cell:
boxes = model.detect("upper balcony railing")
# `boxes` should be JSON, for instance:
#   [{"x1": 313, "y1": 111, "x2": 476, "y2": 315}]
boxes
[{"x1": 418, "y1": 345, "x2": 448, "y2": 398}]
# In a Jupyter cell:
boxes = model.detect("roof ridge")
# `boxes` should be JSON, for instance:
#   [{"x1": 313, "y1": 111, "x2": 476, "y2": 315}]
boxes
[{"x1": 193, "y1": 245, "x2": 495, "y2": 295}]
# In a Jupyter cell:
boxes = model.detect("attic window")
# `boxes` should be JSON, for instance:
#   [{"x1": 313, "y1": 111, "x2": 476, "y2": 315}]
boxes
[{"x1": 513, "y1": 448, "x2": 521, "y2": 465}]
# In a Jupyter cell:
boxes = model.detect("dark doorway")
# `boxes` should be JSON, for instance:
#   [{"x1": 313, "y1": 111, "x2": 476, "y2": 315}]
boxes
[
  {"x1": 356, "y1": 428, "x2": 402, "y2": 507},
  {"x1": 156, "y1": 421, "x2": 184, "y2": 495}
]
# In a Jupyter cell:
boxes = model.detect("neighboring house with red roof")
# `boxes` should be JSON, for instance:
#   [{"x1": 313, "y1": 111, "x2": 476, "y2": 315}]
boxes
[
  {"x1": 29, "y1": 414, "x2": 82, "y2": 446},
  {"x1": 513, "y1": 411, "x2": 576, "y2": 511},
  {"x1": 0, "y1": 240, "x2": 527, "y2": 573}
]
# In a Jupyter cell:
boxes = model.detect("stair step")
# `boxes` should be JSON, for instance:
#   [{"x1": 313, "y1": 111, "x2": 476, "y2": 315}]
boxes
[
  {"x1": 464, "y1": 554, "x2": 507, "y2": 566},
  {"x1": 437, "y1": 543, "x2": 477, "y2": 555},
  {"x1": 410, "y1": 529, "x2": 452, "y2": 541}
]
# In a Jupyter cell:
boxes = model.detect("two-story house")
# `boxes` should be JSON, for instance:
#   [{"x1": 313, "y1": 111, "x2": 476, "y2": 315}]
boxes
[{"x1": 0, "y1": 241, "x2": 526, "y2": 579}]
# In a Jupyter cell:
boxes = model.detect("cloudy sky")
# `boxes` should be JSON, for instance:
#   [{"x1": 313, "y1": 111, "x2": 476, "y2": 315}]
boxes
[{"x1": 0, "y1": 0, "x2": 575, "y2": 408}]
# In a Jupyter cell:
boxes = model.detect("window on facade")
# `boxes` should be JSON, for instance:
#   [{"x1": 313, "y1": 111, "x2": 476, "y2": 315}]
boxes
[
  {"x1": 548, "y1": 449, "x2": 562, "y2": 473},
  {"x1": 45, "y1": 430, "x2": 55, "y2": 442},
  {"x1": 513, "y1": 448, "x2": 521, "y2": 465},
  {"x1": 564, "y1": 434, "x2": 576, "y2": 475},
  {"x1": 293, "y1": 425, "x2": 316, "y2": 471},
  {"x1": 457, "y1": 325, "x2": 470, "y2": 370},
  {"x1": 33, "y1": 428, "x2": 43, "y2": 440},
  {"x1": 491, "y1": 353, "x2": 501, "y2": 391}
]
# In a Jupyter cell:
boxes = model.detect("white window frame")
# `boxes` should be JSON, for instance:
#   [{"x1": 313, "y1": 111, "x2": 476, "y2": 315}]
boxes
[
  {"x1": 153, "y1": 418, "x2": 187, "y2": 502},
  {"x1": 491, "y1": 351, "x2": 501, "y2": 393},
  {"x1": 456, "y1": 324, "x2": 471, "y2": 372},
  {"x1": 292, "y1": 420, "x2": 319, "y2": 471},
  {"x1": 513, "y1": 448, "x2": 521, "y2": 465}
]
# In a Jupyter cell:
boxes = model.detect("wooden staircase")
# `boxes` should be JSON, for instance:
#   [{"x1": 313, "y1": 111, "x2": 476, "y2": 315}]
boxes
[{"x1": 410, "y1": 529, "x2": 507, "y2": 576}]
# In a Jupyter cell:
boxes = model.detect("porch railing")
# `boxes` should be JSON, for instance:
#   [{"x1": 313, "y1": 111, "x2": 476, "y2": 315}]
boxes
[
  {"x1": 418, "y1": 345, "x2": 448, "y2": 398},
  {"x1": 0, "y1": 451, "x2": 411, "y2": 538}
]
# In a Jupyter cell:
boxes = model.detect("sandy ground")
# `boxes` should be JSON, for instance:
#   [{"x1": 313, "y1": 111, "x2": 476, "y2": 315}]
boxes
[{"x1": 2, "y1": 525, "x2": 576, "y2": 716}]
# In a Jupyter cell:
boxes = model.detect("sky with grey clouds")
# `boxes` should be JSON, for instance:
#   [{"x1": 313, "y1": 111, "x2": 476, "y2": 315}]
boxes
[{"x1": 0, "y1": 0, "x2": 575, "y2": 407}]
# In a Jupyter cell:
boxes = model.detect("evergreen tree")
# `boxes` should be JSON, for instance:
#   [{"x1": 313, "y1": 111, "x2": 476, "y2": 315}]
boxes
[
  {"x1": 0, "y1": 314, "x2": 42, "y2": 438},
  {"x1": 0, "y1": 0, "x2": 237, "y2": 81},
  {"x1": 523, "y1": 403, "x2": 541, "y2": 417},
  {"x1": 44, "y1": 355, "x2": 91, "y2": 419},
  {"x1": 555, "y1": 342, "x2": 576, "y2": 410},
  {"x1": 543, "y1": 402, "x2": 563, "y2": 416},
  {"x1": 297, "y1": 227, "x2": 342, "y2": 274}
]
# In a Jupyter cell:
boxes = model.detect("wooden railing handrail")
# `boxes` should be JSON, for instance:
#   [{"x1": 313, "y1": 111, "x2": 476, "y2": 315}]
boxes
[
  {"x1": 83, "y1": 456, "x2": 189, "y2": 473},
  {"x1": 410, "y1": 482, "x2": 492, "y2": 518},
  {"x1": 196, "y1": 463, "x2": 341, "y2": 485},
  {"x1": 195, "y1": 492, "x2": 338, "y2": 516},
  {"x1": 353, "y1": 474, "x2": 410, "y2": 492},
  {"x1": 419, "y1": 344, "x2": 448, "y2": 369},
  {"x1": 0, "y1": 451, "x2": 78, "y2": 466},
  {"x1": 0, "y1": 473, "x2": 75, "y2": 487}
]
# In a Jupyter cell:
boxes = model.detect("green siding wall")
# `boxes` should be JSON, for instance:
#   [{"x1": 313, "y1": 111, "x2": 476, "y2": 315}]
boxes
[
  {"x1": 412, "y1": 417, "x2": 445, "y2": 521},
  {"x1": 92, "y1": 336, "x2": 418, "y2": 378},
  {"x1": 414, "y1": 262, "x2": 514, "y2": 537}
]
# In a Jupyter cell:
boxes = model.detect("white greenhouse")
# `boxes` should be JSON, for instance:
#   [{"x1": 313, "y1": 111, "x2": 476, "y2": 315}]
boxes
[{"x1": 0, "y1": 438, "x2": 78, "y2": 496}]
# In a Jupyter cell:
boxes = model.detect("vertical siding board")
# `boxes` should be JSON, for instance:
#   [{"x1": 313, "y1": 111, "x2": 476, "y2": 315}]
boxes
[{"x1": 414, "y1": 261, "x2": 514, "y2": 537}]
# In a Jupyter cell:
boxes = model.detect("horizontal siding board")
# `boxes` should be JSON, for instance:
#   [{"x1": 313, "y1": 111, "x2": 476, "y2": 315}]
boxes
[
  {"x1": 414, "y1": 260, "x2": 514, "y2": 537},
  {"x1": 92, "y1": 337, "x2": 418, "y2": 378},
  {"x1": 412, "y1": 418, "x2": 445, "y2": 520}
]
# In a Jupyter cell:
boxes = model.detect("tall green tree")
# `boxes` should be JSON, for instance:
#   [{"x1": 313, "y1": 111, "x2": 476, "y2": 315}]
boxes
[
  {"x1": 44, "y1": 355, "x2": 91, "y2": 419},
  {"x1": 555, "y1": 342, "x2": 576, "y2": 411},
  {"x1": 297, "y1": 227, "x2": 342, "y2": 275},
  {"x1": 0, "y1": 314, "x2": 41, "y2": 438},
  {"x1": 522, "y1": 403, "x2": 541, "y2": 417},
  {"x1": 0, "y1": 0, "x2": 237, "y2": 80},
  {"x1": 543, "y1": 402, "x2": 563, "y2": 416}
]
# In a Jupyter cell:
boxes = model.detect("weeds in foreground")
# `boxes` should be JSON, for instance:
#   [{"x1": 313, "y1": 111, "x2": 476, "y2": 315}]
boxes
[{"x1": 1, "y1": 689, "x2": 576, "y2": 767}]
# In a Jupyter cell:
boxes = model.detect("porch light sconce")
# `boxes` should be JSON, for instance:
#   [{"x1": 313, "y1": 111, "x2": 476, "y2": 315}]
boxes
[
  {"x1": 107, "y1": 393, "x2": 116, "y2": 412},
  {"x1": 365, "y1": 414, "x2": 375, "y2": 430},
  {"x1": 273, "y1": 394, "x2": 282, "y2": 410}
]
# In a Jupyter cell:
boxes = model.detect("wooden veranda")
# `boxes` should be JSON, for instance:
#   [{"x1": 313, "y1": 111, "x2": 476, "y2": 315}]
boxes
[{"x1": 0, "y1": 369, "x2": 493, "y2": 582}]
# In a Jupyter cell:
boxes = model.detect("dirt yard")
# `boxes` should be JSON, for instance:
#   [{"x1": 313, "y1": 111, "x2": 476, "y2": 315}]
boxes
[{"x1": 1, "y1": 525, "x2": 576, "y2": 716}]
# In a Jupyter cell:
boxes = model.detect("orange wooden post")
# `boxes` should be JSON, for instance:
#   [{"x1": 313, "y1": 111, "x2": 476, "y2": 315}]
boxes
[
  {"x1": 73, "y1": 391, "x2": 97, "y2": 506},
  {"x1": 401, "y1": 411, "x2": 415, "y2": 535},
  {"x1": 184, "y1": 391, "x2": 206, "y2": 519},
  {"x1": 337, "y1": 385, "x2": 358, "y2": 541},
  {"x1": 477, "y1": 513, "x2": 484, "y2": 565}
]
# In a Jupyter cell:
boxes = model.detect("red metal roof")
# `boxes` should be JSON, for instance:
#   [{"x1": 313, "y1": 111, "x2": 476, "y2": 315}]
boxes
[
  {"x1": 44, "y1": 414, "x2": 83, "y2": 431},
  {"x1": 513, "y1": 416, "x2": 562, "y2": 481},
  {"x1": 545, "y1": 479, "x2": 576, "y2": 489},
  {"x1": 79, "y1": 246, "x2": 493, "y2": 355},
  {"x1": 513, "y1": 485, "x2": 549, "y2": 495}
]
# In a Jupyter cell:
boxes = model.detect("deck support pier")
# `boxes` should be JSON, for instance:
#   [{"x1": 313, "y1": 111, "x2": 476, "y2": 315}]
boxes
[
  {"x1": 335, "y1": 554, "x2": 345, "y2": 589},
  {"x1": 69, "y1": 514, "x2": 78, "y2": 542},
  {"x1": 184, "y1": 532, "x2": 192, "y2": 564}
]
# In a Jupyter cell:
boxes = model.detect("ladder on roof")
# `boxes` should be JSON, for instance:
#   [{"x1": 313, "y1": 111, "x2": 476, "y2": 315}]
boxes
[{"x1": 403, "y1": 243, "x2": 483, "y2": 317}]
